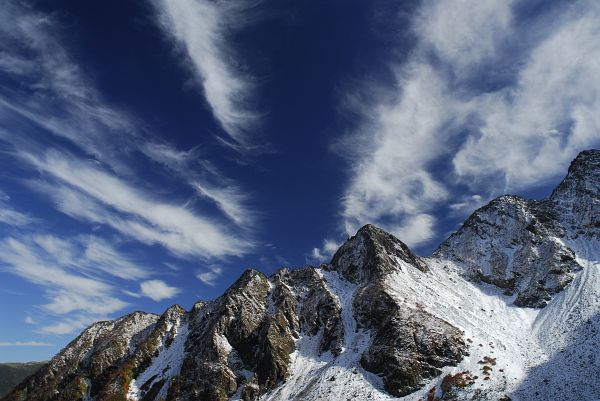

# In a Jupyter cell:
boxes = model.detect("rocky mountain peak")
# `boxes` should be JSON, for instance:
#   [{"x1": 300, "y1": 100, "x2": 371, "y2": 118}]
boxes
[
  {"x1": 3, "y1": 151, "x2": 598, "y2": 401},
  {"x1": 330, "y1": 224, "x2": 428, "y2": 283},
  {"x1": 550, "y1": 149, "x2": 600, "y2": 231},
  {"x1": 434, "y1": 152, "x2": 600, "y2": 307},
  {"x1": 552, "y1": 149, "x2": 600, "y2": 196}
]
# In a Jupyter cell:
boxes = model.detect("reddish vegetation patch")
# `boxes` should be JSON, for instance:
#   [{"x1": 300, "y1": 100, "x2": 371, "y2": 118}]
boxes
[
  {"x1": 419, "y1": 371, "x2": 475, "y2": 401},
  {"x1": 441, "y1": 371, "x2": 475, "y2": 393}
]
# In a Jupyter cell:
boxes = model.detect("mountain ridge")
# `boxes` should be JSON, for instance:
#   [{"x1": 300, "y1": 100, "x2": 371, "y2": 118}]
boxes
[{"x1": 3, "y1": 149, "x2": 599, "y2": 401}]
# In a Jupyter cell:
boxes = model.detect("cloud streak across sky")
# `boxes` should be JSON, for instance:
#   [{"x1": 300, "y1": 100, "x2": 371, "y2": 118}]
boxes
[
  {"x1": 152, "y1": 0, "x2": 265, "y2": 152},
  {"x1": 339, "y1": 0, "x2": 600, "y2": 248},
  {"x1": 1, "y1": 0, "x2": 599, "y2": 360},
  {"x1": 0, "y1": 1, "x2": 257, "y2": 336}
]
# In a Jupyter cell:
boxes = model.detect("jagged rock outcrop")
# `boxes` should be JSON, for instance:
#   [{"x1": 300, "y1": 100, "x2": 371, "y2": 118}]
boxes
[
  {"x1": 550, "y1": 149, "x2": 600, "y2": 234},
  {"x1": 435, "y1": 151, "x2": 600, "y2": 307},
  {"x1": 3, "y1": 227, "x2": 467, "y2": 401},
  {"x1": 435, "y1": 195, "x2": 582, "y2": 307},
  {"x1": 170, "y1": 269, "x2": 296, "y2": 401},
  {"x1": 3, "y1": 150, "x2": 598, "y2": 401},
  {"x1": 5, "y1": 311, "x2": 159, "y2": 401},
  {"x1": 331, "y1": 224, "x2": 428, "y2": 283},
  {"x1": 331, "y1": 225, "x2": 467, "y2": 396}
]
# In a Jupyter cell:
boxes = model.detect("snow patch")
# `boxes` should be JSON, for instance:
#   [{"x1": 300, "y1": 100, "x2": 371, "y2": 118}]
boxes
[{"x1": 127, "y1": 318, "x2": 189, "y2": 401}]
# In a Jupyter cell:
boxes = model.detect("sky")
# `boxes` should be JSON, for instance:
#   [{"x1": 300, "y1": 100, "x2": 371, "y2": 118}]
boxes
[{"x1": 0, "y1": 0, "x2": 599, "y2": 362}]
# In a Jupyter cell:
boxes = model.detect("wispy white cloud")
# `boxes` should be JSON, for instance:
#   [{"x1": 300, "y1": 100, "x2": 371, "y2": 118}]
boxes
[
  {"x1": 0, "y1": 232, "x2": 158, "y2": 333},
  {"x1": 453, "y1": 4, "x2": 600, "y2": 189},
  {"x1": 339, "y1": 63, "x2": 464, "y2": 246},
  {"x1": 308, "y1": 238, "x2": 340, "y2": 264},
  {"x1": 0, "y1": 190, "x2": 38, "y2": 226},
  {"x1": 0, "y1": 203, "x2": 37, "y2": 227},
  {"x1": 38, "y1": 316, "x2": 101, "y2": 335},
  {"x1": 139, "y1": 279, "x2": 180, "y2": 301},
  {"x1": 339, "y1": 0, "x2": 600, "y2": 247},
  {"x1": 140, "y1": 142, "x2": 257, "y2": 229},
  {"x1": 194, "y1": 182, "x2": 256, "y2": 228},
  {"x1": 22, "y1": 151, "x2": 252, "y2": 259},
  {"x1": 152, "y1": 0, "x2": 265, "y2": 152},
  {"x1": 0, "y1": 341, "x2": 53, "y2": 347},
  {"x1": 195, "y1": 266, "x2": 223, "y2": 286},
  {"x1": 0, "y1": 0, "x2": 257, "y2": 236},
  {"x1": 0, "y1": 236, "x2": 128, "y2": 333}
]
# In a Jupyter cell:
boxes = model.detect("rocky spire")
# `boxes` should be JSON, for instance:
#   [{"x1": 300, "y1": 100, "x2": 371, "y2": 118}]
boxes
[
  {"x1": 550, "y1": 149, "x2": 600, "y2": 231},
  {"x1": 434, "y1": 149, "x2": 600, "y2": 307},
  {"x1": 330, "y1": 224, "x2": 428, "y2": 283}
]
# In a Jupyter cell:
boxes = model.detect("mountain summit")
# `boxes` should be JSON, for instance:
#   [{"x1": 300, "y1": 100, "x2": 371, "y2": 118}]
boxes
[{"x1": 3, "y1": 150, "x2": 599, "y2": 401}]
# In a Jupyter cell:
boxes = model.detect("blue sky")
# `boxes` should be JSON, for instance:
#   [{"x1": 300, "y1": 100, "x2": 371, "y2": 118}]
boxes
[{"x1": 1, "y1": 0, "x2": 599, "y2": 362}]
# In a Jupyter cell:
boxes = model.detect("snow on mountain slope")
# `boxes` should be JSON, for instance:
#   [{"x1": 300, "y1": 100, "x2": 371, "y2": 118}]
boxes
[
  {"x1": 127, "y1": 315, "x2": 189, "y2": 401},
  {"x1": 3, "y1": 150, "x2": 599, "y2": 401},
  {"x1": 258, "y1": 270, "x2": 392, "y2": 401},
  {"x1": 513, "y1": 236, "x2": 600, "y2": 401},
  {"x1": 384, "y1": 258, "x2": 542, "y2": 400}
]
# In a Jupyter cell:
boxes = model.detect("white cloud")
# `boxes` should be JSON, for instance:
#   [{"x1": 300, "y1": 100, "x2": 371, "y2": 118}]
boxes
[
  {"x1": 152, "y1": 0, "x2": 264, "y2": 151},
  {"x1": 339, "y1": 0, "x2": 600, "y2": 247},
  {"x1": 453, "y1": 5, "x2": 600, "y2": 189},
  {"x1": 0, "y1": 1, "x2": 257, "y2": 245},
  {"x1": 38, "y1": 315, "x2": 101, "y2": 335},
  {"x1": 196, "y1": 266, "x2": 223, "y2": 286},
  {"x1": 0, "y1": 190, "x2": 37, "y2": 226},
  {"x1": 0, "y1": 233, "x2": 159, "y2": 334},
  {"x1": 23, "y1": 151, "x2": 253, "y2": 259},
  {"x1": 82, "y1": 237, "x2": 149, "y2": 280},
  {"x1": 139, "y1": 280, "x2": 180, "y2": 301},
  {"x1": 0, "y1": 203, "x2": 37, "y2": 226},
  {"x1": 448, "y1": 194, "x2": 486, "y2": 216},
  {"x1": 0, "y1": 238, "x2": 124, "y2": 334},
  {"x1": 194, "y1": 182, "x2": 255, "y2": 227},
  {"x1": 308, "y1": 238, "x2": 340, "y2": 264},
  {"x1": 339, "y1": 63, "x2": 464, "y2": 246},
  {"x1": 0, "y1": 341, "x2": 53, "y2": 347},
  {"x1": 415, "y1": 0, "x2": 514, "y2": 71}
]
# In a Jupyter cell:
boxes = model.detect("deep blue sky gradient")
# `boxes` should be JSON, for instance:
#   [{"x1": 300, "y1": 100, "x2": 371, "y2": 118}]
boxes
[{"x1": 1, "y1": 0, "x2": 599, "y2": 362}]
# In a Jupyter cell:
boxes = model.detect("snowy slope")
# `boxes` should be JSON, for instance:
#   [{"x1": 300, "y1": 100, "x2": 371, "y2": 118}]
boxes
[
  {"x1": 4, "y1": 150, "x2": 599, "y2": 401},
  {"x1": 257, "y1": 270, "x2": 392, "y2": 401},
  {"x1": 127, "y1": 316, "x2": 189, "y2": 401},
  {"x1": 514, "y1": 236, "x2": 600, "y2": 400}
]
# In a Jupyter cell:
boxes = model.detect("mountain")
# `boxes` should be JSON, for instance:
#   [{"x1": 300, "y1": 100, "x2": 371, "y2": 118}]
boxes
[
  {"x1": 0, "y1": 363, "x2": 46, "y2": 397},
  {"x1": 2, "y1": 150, "x2": 599, "y2": 401}
]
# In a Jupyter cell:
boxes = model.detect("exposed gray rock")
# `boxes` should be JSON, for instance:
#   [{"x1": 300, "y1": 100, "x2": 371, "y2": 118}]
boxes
[
  {"x1": 330, "y1": 224, "x2": 428, "y2": 284},
  {"x1": 550, "y1": 149, "x2": 600, "y2": 235},
  {"x1": 3, "y1": 311, "x2": 158, "y2": 401},
  {"x1": 339, "y1": 227, "x2": 467, "y2": 396},
  {"x1": 4, "y1": 150, "x2": 598, "y2": 401},
  {"x1": 436, "y1": 195, "x2": 583, "y2": 307}
]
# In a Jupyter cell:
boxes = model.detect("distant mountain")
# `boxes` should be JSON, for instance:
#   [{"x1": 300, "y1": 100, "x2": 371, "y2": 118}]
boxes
[
  {"x1": 0, "y1": 363, "x2": 46, "y2": 397},
  {"x1": 2, "y1": 150, "x2": 599, "y2": 401}
]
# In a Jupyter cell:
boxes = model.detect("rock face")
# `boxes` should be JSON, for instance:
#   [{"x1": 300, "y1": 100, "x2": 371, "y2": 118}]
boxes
[
  {"x1": 435, "y1": 150, "x2": 600, "y2": 307},
  {"x1": 3, "y1": 149, "x2": 599, "y2": 401},
  {"x1": 550, "y1": 149, "x2": 600, "y2": 233},
  {"x1": 5, "y1": 311, "x2": 160, "y2": 401},
  {"x1": 435, "y1": 195, "x2": 582, "y2": 307},
  {"x1": 3, "y1": 226, "x2": 467, "y2": 401},
  {"x1": 329, "y1": 225, "x2": 466, "y2": 396}
]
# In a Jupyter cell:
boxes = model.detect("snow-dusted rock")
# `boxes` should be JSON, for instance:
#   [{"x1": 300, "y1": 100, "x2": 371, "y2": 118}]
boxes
[
  {"x1": 4, "y1": 150, "x2": 599, "y2": 401},
  {"x1": 436, "y1": 195, "x2": 583, "y2": 307}
]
